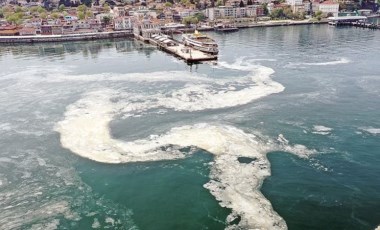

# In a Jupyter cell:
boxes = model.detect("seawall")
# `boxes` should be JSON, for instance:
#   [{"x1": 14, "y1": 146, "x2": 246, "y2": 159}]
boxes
[{"x1": 0, "y1": 31, "x2": 133, "y2": 44}]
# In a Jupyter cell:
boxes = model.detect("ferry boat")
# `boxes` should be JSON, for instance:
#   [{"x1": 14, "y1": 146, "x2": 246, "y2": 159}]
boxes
[{"x1": 182, "y1": 30, "x2": 218, "y2": 55}]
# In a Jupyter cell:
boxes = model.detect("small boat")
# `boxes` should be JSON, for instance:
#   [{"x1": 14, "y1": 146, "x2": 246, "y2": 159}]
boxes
[
  {"x1": 214, "y1": 23, "x2": 239, "y2": 32},
  {"x1": 182, "y1": 30, "x2": 218, "y2": 55}
]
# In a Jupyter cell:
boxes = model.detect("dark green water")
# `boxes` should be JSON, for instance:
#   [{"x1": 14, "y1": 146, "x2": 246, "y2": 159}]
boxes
[{"x1": 0, "y1": 25, "x2": 379, "y2": 229}]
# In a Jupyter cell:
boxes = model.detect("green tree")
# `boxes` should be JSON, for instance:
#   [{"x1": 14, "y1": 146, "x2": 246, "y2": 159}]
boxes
[
  {"x1": 77, "y1": 4, "x2": 87, "y2": 12},
  {"x1": 182, "y1": 16, "x2": 198, "y2": 25},
  {"x1": 283, "y1": 7, "x2": 293, "y2": 19},
  {"x1": 40, "y1": 12, "x2": 47, "y2": 19},
  {"x1": 164, "y1": 2, "x2": 172, "y2": 7},
  {"x1": 77, "y1": 11, "x2": 85, "y2": 19},
  {"x1": 103, "y1": 3, "x2": 110, "y2": 12},
  {"x1": 193, "y1": 12, "x2": 205, "y2": 21},
  {"x1": 15, "y1": 6, "x2": 22, "y2": 13},
  {"x1": 180, "y1": 0, "x2": 191, "y2": 6},
  {"x1": 52, "y1": 12, "x2": 60, "y2": 19},
  {"x1": 30, "y1": 6, "x2": 39, "y2": 13},
  {"x1": 270, "y1": 8, "x2": 284, "y2": 19},
  {"x1": 102, "y1": 15, "x2": 111, "y2": 25},
  {"x1": 216, "y1": 0, "x2": 223, "y2": 6},
  {"x1": 6, "y1": 13, "x2": 21, "y2": 24},
  {"x1": 82, "y1": 0, "x2": 92, "y2": 7},
  {"x1": 86, "y1": 10, "x2": 93, "y2": 18},
  {"x1": 59, "y1": 4, "x2": 65, "y2": 12},
  {"x1": 263, "y1": 3, "x2": 269, "y2": 15},
  {"x1": 37, "y1": 6, "x2": 45, "y2": 14},
  {"x1": 0, "y1": 8, "x2": 4, "y2": 18}
]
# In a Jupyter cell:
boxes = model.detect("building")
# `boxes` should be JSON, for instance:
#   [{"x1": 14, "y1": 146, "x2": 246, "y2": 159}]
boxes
[
  {"x1": 133, "y1": 18, "x2": 162, "y2": 40},
  {"x1": 18, "y1": 26, "x2": 37, "y2": 36},
  {"x1": 318, "y1": 1, "x2": 339, "y2": 17},
  {"x1": 0, "y1": 25, "x2": 19, "y2": 36},
  {"x1": 286, "y1": 0, "x2": 303, "y2": 6},
  {"x1": 113, "y1": 7, "x2": 126, "y2": 17},
  {"x1": 205, "y1": 5, "x2": 265, "y2": 20},
  {"x1": 114, "y1": 17, "x2": 133, "y2": 30},
  {"x1": 292, "y1": 4, "x2": 305, "y2": 13},
  {"x1": 41, "y1": 25, "x2": 52, "y2": 35}
]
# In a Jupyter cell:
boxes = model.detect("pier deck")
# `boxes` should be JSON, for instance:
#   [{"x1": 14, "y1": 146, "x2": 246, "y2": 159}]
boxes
[
  {"x1": 164, "y1": 43, "x2": 217, "y2": 62},
  {"x1": 144, "y1": 36, "x2": 217, "y2": 63}
]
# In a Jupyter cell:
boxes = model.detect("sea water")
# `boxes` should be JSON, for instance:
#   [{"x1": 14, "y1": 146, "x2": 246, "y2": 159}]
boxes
[{"x1": 0, "y1": 24, "x2": 379, "y2": 229}]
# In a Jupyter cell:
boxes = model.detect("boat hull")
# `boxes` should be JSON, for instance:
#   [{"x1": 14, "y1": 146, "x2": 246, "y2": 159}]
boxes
[{"x1": 182, "y1": 35, "x2": 218, "y2": 55}]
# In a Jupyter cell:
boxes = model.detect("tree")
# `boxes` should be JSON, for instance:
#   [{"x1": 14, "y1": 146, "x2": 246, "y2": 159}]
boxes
[
  {"x1": 59, "y1": 4, "x2": 65, "y2": 11},
  {"x1": 270, "y1": 8, "x2": 284, "y2": 19},
  {"x1": 0, "y1": 9, "x2": 4, "y2": 18},
  {"x1": 51, "y1": 12, "x2": 60, "y2": 19},
  {"x1": 82, "y1": 0, "x2": 92, "y2": 7},
  {"x1": 6, "y1": 13, "x2": 23, "y2": 24},
  {"x1": 102, "y1": 15, "x2": 111, "y2": 25},
  {"x1": 77, "y1": 11, "x2": 85, "y2": 19},
  {"x1": 77, "y1": 4, "x2": 87, "y2": 12},
  {"x1": 262, "y1": 3, "x2": 269, "y2": 15},
  {"x1": 37, "y1": 6, "x2": 46, "y2": 13},
  {"x1": 193, "y1": 12, "x2": 205, "y2": 21},
  {"x1": 40, "y1": 12, "x2": 47, "y2": 19},
  {"x1": 283, "y1": 7, "x2": 293, "y2": 19},
  {"x1": 216, "y1": 0, "x2": 223, "y2": 6},
  {"x1": 180, "y1": 0, "x2": 190, "y2": 6},
  {"x1": 15, "y1": 6, "x2": 22, "y2": 13},
  {"x1": 182, "y1": 16, "x2": 198, "y2": 25},
  {"x1": 164, "y1": 2, "x2": 172, "y2": 7},
  {"x1": 315, "y1": 10, "x2": 322, "y2": 17},
  {"x1": 103, "y1": 3, "x2": 110, "y2": 12},
  {"x1": 86, "y1": 10, "x2": 93, "y2": 18}
]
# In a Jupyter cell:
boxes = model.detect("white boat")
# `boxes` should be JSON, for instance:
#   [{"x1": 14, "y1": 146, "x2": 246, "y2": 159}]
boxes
[{"x1": 182, "y1": 30, "x2": 218, "y2": 55}]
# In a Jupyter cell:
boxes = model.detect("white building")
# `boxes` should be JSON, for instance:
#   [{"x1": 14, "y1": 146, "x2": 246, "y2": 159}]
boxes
[
  {"x1": 205, "y1": 6, "x2": 257, "y2": 20},
  {"x1": 318, "y1": 1, "x2": 339, "y2": 17},
  {"x1": 114, "y1": 17, "x2": 133, "y2": 30},
  {"x1": 286, "y1": 0, "x2": 303, "y2": 6}
]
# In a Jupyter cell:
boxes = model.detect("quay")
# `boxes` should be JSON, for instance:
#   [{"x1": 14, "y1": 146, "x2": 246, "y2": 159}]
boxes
[
  {"x1": 141, "y1": 34, "x2": 217, "y2": 63},
  {"x1": 328, "y1": 16, "x2": 380, "y2": 30},
  {"x1": 0, "y1": 31, "x2": 133, "y2": 44}
]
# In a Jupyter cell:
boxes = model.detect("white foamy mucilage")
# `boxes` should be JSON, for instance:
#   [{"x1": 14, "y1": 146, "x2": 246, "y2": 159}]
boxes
[
  {"x1": 55, "y1": 59, "x2": 316, "y2": 229},
  {"x1": 312, "y1": 125, "x2": 333, "y2": 135}
]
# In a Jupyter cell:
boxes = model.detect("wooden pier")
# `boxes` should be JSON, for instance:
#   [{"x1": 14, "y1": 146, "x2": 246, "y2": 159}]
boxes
[{"x1": 135, "y1": 34, "x2": 217, "y2": 63}]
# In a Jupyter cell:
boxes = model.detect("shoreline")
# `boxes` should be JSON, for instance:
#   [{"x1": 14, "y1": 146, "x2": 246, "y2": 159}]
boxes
[
  {"x1": 0, "y1": 31, "x2": 133, "y2": 44},
  {"x1": 241, "y1": 20, "x2": 328, "y2": 28},
  {"x1": 0, "y1": 21, "x2": 328, "y2": 44}
]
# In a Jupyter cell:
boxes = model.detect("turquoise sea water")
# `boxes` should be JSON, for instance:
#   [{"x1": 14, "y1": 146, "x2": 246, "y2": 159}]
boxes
[{"x1": 0, "y1": 25, "x2": 379, "y2": 229}]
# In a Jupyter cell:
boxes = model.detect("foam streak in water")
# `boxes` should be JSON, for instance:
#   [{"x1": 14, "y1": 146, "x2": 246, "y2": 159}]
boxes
[
  {"x1": 55, "y1": 60, "x2": 315, "y2": 229},
  {"x1": 287, "y1": 58, "x2": 351, "y2": 67}
]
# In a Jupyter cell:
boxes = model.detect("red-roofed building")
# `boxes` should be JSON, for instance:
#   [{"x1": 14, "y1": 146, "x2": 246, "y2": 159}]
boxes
[
  {"x1": 318, "y1": 0, "x2": 339, "y2": 17},
  {"x1": 0, "y1": 25, "x2": 19, "y2": 36}
]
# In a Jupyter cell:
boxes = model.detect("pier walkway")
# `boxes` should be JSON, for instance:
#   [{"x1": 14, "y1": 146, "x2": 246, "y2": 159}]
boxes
[{"x1": 138, "y1": 34, "x2": 217, "y2": 63}]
